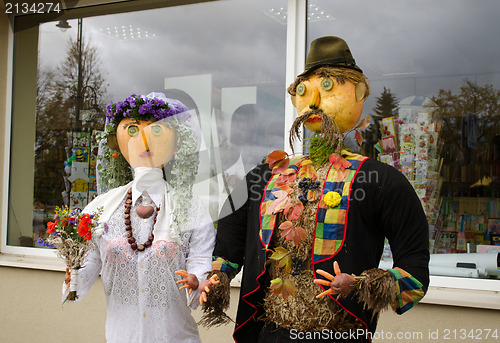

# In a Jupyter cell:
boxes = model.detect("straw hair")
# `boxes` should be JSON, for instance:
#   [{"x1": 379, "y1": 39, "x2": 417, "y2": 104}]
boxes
[{"x1": 287, "y1": 67, "x2": 369, "y2": 98}]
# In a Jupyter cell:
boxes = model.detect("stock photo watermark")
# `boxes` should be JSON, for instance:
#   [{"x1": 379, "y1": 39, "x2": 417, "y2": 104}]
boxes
[{"x1": 289, "y1": 328, "x2": 499, "y2": 341}]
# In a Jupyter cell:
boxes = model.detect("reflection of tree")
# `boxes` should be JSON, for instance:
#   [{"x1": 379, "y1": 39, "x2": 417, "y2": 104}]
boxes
[
  {"x1": 54, "y1": 37, "x2": 107, "y2": 127},
  {"x1": 373, "y1": 87, "x2": 400, "y2": 119},
  {"x1": 362, "y1": 87, "x2": 399, "y2": 157},
  {"x1": 432, "y1": 79, "x2": 499, "y2": 162},
  {"x1": 35, "y1": 37, "x2": 108, "y2": 206},
  {"x1": 36, "y1": 64, "x2": 56, "y2": 113},
  {"x1": 432, "y1": 79, "x2": 500, "y2": 196}
]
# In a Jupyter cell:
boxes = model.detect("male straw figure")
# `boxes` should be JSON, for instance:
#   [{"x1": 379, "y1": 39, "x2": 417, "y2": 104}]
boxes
[{"x1": 199, "y1": 37, "x2": 429, "y2": 343}]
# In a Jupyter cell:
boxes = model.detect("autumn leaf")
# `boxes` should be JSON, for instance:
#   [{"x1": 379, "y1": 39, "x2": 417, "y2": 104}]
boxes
[
  {"x1": 278, "y1": 220, "x2": 293, "y2": 231},
  {"x1": 298, "y1": 159, "x2": 317, "y2": 180},
  {"x1": 270, "y1": 277, "x2": 283, "y2": 296},
  {"x1": 266, "y1": 150, "x2": 287, "y2": 168},
  {"x1": 281, "y1": 279, "x2": 297, "y2": 300},
  {"x1": 275, "y1": 172, "x2": 296, "y2": 186},
  {"x1": 329, "y1": 153, "x2": 352, "y2": 171},
  {"x1": 267, "y1": 190, "x2": 292, "y2": 214},
  {"x1": 307, "y1": 190, "x2": 318, "y2": 201},
  {"x1": 268, "y1": 246, "x2": 289, "y2": 261},
  {"x1": 280, "y1": 221, "x2": 307, "y2": 245},
  {"x1": 355, "y1": 116, "x2": 371, "y2": 130},
  {"x1": 273, "y1": 159, "x2": 290, "y2": 175},
  {"x1": 266, "y1": 150, "x2": 290, "y2": 174},
  {"x1": 277, "y1": 184, "x2": 293, "y2": 194},
  {"x1": 279, "y1": 221, "x2": 297, "y2": 243},
  {"x1": 355, "y1": 130, "x2": 363, "y2": 146},
  {"x1": 282, "y1": 167, "x2": 298, "y2": 176},
  {"x1": 293, "y1": 226, "x2": 307, "y2": 245},
  {"x1": 266, "y1": 246, "x2": 292, "y2": 273},
  {"x1": 271, "y1": 189, "x2": 289, "y2": 199},
  {"x1": 287, "y1": 202, "x2": 304, "y2": 221},
  {"x1": 278, "y1": 254, "x2": 293, "y2": 273}
]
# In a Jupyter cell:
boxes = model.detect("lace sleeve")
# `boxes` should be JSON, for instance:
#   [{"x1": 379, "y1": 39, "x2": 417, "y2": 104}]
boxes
[{"x1": 184, "y1": 196, "x2": 215, "y2": 308}]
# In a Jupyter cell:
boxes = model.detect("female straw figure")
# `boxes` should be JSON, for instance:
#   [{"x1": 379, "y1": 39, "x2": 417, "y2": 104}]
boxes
[{"x1": 63, "y1": 93, "x2": 214, "y2": 343}]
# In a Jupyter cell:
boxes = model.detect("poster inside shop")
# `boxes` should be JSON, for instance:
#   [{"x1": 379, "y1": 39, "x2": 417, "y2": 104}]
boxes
[{"x1": 65, "y1": 131, "x2": 101, "y2": 209}]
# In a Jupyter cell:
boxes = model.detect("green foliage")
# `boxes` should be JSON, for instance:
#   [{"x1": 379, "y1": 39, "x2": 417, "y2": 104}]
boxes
[
  {"x1": 361, "y1": 87, "x2": 399, "y2": 158},
  {"x1": 305, "y1": 134, "x2": 338, "y2": 166},
  {"x1": 373, "y1": 87, "x2": 399, "y2": 119}
]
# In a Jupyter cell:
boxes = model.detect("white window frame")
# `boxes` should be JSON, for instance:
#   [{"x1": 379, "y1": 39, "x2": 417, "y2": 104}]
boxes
[{"x1": 1, "y1": 0, "x2": 499, "y2": 310}]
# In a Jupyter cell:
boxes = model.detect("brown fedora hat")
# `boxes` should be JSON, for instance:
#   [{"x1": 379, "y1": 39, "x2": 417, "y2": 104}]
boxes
[{"x1": 299, "y1": 36, "x2": 363, "y2": 77}]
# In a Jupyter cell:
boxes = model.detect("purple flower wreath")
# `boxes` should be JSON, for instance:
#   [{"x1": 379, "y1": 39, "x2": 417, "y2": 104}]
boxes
[{"x1": 106, "y1": 94, "x2": 181, "y2": 127}]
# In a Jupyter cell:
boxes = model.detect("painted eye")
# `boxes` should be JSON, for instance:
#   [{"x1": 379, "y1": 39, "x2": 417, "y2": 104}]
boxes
[
  {"x1": 151, "y1": 125, "x2": 162, "y2": 136},
  {"x1": 127, "y1": 125, "x2": 139, "y2": 137},
  {"x1": 320, "y1": 78, "x2": 333, "y2": 91},
  {"x1": 296, "y1": 83, "x2": 306, "y2": 96}
]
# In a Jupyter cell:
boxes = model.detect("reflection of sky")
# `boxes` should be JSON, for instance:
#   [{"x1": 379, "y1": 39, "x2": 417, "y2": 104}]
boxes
[
  {"x1": 308, "y1": 0, "x2": 500, "y2": 114},
  {"x1": 37, "y1": 0, "x2": 500, "y2": 170},
  {"x1": 38, "y1": 0, "x2": 288, "y2": 173},
  {"x1": 39, "y1": 0, "x2": 288, "y2": 101}
]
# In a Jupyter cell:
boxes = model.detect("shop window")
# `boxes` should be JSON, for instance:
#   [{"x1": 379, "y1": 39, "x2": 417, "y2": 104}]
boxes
[
  {"x1": 6, "y1": 0, "x2": 287, "y2": 249},
  {"x1": 308, "y1": 0, "x2": 499, "y2": 280}
]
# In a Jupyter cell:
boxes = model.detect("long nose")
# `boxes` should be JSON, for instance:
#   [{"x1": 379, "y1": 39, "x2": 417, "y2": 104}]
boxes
[
  {"x1": 309, "y1": 87, "x2": 320, "y2": 110},
  {"x1": 141, "y1": 128, "x2": 150, "y2": 152}
]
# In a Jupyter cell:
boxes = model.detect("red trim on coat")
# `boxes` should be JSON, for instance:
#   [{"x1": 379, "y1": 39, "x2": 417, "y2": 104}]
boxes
[
  {"x1": 235, "y1": 157, "x2": 372, "y2": 342},
  {"x1": 232, "y1": 271, "x2": 267, "y2": 342},
  {"x1": 233, "y1": 174, "x2": 275, "y2": 341}
]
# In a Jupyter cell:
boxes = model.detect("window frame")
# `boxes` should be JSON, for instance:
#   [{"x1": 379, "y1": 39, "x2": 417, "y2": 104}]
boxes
[{"x1": 1, "y1": 0, "x2": 499, "y2": 310}]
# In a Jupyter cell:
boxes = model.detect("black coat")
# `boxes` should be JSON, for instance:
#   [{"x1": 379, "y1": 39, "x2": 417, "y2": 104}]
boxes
[{"x1": 214, "y1": 158, "x2": 430, "y2": 343}]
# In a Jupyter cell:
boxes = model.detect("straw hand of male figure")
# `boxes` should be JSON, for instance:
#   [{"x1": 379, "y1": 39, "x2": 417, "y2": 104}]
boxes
[{"x1": 314, "y1": 261, "x2": 355, "y2": 297}]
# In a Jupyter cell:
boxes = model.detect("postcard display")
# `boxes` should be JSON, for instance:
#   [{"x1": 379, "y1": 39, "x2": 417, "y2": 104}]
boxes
[
  {"x1": 64, "y1": 131, "x2": 100, "y2": 209},
  {"x1": 377, "y1": 104, "x2": 443, "y2": 250},
  {"x1": 437, "y1": 198, "x2": 500, "y2": 254},
  {"x1": 377, "y1": 105, "x2": 499, "y2": 255}
]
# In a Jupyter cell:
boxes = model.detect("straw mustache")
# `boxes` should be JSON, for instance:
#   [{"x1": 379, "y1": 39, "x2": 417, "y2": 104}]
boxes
[{"x1": 289, "y1": 110, "x2": 344, "y2": 153}]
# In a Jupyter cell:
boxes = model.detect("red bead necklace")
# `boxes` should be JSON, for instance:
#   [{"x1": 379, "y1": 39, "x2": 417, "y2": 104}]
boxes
[{"x1": 124, "y1": 188, "x2": 159, "y2": 251}]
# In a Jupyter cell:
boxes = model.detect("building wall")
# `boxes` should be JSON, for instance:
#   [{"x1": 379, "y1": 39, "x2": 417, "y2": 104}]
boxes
[
  {"x1": 0, "y1": 8, "x2": 499, "y2": 343},
  {"x1": 0, "y1": 267, "x2": 499, "y2": 343}
]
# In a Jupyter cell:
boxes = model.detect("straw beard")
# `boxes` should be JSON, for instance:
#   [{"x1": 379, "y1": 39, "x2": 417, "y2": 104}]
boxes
[{"x1": 289, "y1": 110, "x2": 344, "y2": 154}]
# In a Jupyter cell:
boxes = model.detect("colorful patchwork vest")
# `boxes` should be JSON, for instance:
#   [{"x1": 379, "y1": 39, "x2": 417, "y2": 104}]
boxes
[{"x1": 259, "y1": 152, "x2": 368, "y2": 263}]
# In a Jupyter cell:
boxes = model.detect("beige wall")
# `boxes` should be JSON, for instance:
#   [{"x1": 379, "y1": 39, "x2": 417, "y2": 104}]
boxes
[{"x1": 0, "y1": 267, "x2": 499, "y2": 343}]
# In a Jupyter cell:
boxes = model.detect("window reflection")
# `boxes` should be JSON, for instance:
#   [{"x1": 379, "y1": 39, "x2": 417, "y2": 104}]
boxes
[
  {"x1": 308, "y1": 0, "x2": 500, "y2": 279},
  {"x1": 11, "y1": 0, "x2": 288, "y2": 247}
]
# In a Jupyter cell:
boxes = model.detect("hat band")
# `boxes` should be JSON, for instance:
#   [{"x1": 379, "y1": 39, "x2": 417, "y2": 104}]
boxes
[{"x1": 305, "y1": 56, "x2": 359, "y2": 71}]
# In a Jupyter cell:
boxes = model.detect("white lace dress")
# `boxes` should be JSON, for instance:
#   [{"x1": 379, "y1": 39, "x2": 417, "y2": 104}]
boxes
[{"x1": 67, "y1": 191, "x2": 215, "y2": 343}]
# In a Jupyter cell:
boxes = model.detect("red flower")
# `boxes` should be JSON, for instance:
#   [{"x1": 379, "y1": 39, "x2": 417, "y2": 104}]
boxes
[
  {"x1": 78, "y1": 214, "x2": 91, "y2": 238},
  {"x1": 46, "y1": 221, "x2": 58, "y2": 234},
  {"x1": 84, "y1": 230, "x2": 92, "y2": 241}
]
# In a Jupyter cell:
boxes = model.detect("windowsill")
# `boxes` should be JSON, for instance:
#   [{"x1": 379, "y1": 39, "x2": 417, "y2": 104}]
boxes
[
  {"x1": 0, "y1": 251, "x2": 65, "y2": 271},
  {"x1": 1, "y1": 252, "x2": 499, "y2": 310},
  {"x1": 422, "y1": 283, "x2": 500, "y2": 310}
]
